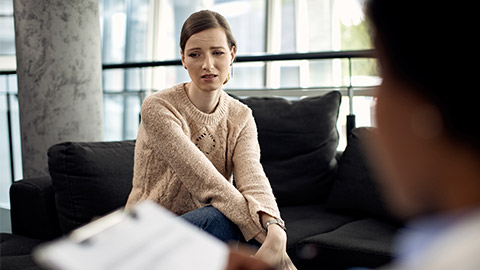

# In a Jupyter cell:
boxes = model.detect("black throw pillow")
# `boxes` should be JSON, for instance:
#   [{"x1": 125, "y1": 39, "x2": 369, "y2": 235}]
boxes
[
  {"x1": 327, "y1": 127, "x2": 396, "y2": 221},
  {"x1": 237, "y1": 91, "x2": 341, "y2": 206},
  {"x1": 48, "y1": 141, "x2": 135, "y2": 234}
]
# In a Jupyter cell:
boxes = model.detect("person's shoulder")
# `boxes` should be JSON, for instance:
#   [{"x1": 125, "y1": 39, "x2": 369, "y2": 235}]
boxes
[
  {"x1": 141, "y1": 83, "x2": 186, "y2": 118},
  {"x1": 224, "y1": 92, "x2": 252, "y2": 120},
  {"x1": 413, "y1": 210, "x2": 480, "y2": 269},
  {"x1": 144, "y1": 83, "x2": 184, "y2": 105}
]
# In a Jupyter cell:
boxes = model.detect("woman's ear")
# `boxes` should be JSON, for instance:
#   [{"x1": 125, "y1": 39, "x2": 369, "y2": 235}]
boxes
[
  {"x1": 230, "y1": 45, "x2": 237, "y2": 65},
  {"x1": 180, "y1": 50, "x2": 187, "y2": 69}
]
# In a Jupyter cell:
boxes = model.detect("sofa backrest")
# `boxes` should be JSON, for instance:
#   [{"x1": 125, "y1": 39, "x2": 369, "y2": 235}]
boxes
[
  {"x1": 238, "y1": 91, "x2": 341, "y2": 206},
  {"x1": 48, "y1": 140, "x2": 135, "y2": 234}
]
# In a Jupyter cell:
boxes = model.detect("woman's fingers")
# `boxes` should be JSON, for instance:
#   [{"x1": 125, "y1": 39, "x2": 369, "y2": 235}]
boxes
[
  {"x1": 255, "y1": 245, "x2": 280, "y2": 266},
  {"x1": 283, "y1": 253, "x2": 298, "y2": 270}
]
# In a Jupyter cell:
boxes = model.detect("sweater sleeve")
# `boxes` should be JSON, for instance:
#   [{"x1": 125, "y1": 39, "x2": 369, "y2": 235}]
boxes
[
  {"x1": 232, "y1": 112, "x2": 283, "y2": 226},
  {"x1": 141, "y1": 98, "x2": 264, "y2": 241}
]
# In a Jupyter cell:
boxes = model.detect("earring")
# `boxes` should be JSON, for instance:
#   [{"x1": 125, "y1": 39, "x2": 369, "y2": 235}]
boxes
[{"x1": 230, "y1": 64, "x2": 233, "y2": 78}]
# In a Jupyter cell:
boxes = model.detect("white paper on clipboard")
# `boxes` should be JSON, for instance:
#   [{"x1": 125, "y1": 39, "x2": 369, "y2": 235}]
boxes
[{"x1": 33, "y1": 201, "x2": 229, "y2": 270}]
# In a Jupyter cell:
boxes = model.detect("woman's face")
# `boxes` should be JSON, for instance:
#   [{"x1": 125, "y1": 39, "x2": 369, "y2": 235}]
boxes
[{"x1": 181, "y1": 27, "x2": 236, "y2": 93}]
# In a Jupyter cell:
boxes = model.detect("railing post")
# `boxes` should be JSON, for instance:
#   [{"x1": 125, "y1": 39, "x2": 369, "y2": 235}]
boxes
[
  {"x1": 346, "y1": 57, "x2": 356, "y2": 143},
  {"x1": 6, "y1": 91, "x2": 15, "y2": 183}
]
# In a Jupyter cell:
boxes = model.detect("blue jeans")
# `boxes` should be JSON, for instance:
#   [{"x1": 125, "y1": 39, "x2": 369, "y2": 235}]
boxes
[{"x1": 181, "y1": 206, "x2": 245, "y2": 244}]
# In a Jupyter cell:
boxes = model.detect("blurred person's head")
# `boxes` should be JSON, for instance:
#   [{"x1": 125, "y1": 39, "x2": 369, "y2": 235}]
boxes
[
  {"x1": 366, "y1": 1, "x2": 480, "y2": 219},
  {"x1": 180, "y1": 10, "x2": 236, "y2": 91}
]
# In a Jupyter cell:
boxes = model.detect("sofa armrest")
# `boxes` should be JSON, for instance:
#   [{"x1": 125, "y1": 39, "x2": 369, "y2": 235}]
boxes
[{"x1": 10, "y1": 176, "x2": 62, "y2": 240}]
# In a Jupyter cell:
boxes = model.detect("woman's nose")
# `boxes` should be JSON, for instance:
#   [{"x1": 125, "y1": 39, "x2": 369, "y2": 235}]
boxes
[{"x1": 202, "y1": 55, "x2": 214, "y2": 71}]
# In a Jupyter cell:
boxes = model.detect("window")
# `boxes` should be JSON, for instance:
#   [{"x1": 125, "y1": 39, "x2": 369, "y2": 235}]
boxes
[{"x1": 99, "y1": 0, "x2": 378, "y2": 143}]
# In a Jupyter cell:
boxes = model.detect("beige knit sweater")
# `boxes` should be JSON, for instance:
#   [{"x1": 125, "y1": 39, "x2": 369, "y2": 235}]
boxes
[{"x1": 126, "y1": 83, "x2": 282, "y2": 241}]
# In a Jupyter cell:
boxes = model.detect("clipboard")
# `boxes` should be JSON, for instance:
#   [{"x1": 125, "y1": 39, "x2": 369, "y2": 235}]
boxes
[{"x1": 33, "y1": 201, "x2": 229, "y2": 270}]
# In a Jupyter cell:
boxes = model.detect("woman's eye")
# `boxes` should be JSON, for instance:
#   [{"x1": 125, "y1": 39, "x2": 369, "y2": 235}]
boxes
[
  {"x1": 189, "y1": 53, "x2": 199, "y2": 58},
  {"x1": 213, "y1": 51, "x2": 224, "y2": 56}
]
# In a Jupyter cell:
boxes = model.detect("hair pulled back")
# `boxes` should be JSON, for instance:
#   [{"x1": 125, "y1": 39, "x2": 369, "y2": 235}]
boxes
[{"x1": 180, "y1": 10, "x2": 236, "y2": 52}]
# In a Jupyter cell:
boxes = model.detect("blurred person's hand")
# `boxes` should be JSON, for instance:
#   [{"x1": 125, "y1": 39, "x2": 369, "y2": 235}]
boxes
[{"x1": 226, "y1": 249, "x2": 274, "y2": 270}]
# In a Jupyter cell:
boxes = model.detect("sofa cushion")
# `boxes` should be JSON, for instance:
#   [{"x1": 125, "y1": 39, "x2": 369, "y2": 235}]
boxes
[
  {"x1": 48, "y1": 141, "x2": 135, "y2": 234},
  {"x1": 327, "y1": 127, "x2": 395, "y2": 221},
  {"x1": 238, "y1": 91, "x2": 341, "y2": 206},
  {"x1": 0, "y1": 233, "x2": 45, "y2": 256},
  {"x1": 0, "y1": 255, "x2": 41, "y2": 270},
  {"x1": 295, "y1": 218, "x2": 398, "y2": 269},
  {"x1": 280, "y1": 204, "x2": 357, "y2": 249}
]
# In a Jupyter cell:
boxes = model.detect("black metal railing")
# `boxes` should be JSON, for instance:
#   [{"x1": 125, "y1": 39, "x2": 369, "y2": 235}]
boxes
[
  {"x1": 0, "y1": 49, "x2": 378, "y2": 184},
  {"x1": 101, "y1": 49, "x2": 375, "y2": 69}
]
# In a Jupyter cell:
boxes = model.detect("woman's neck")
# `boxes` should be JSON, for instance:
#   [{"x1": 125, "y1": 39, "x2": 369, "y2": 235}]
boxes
[{"x1": 185, "y1": 82, "x2": 221, "y2": 114}]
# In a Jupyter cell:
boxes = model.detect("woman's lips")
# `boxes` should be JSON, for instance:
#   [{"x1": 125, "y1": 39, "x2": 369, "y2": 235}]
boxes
[{"x1": 201, "y1": 74, "x2": 218, "y2": 81}]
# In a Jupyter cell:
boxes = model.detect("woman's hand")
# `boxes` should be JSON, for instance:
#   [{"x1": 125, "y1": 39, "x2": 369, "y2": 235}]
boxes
[{"x1": 254, "y1": 224, "x2": 297, "y2": 270}]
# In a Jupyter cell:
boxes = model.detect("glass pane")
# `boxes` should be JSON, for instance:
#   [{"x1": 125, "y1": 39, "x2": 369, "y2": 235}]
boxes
[
  {"x1": 7, "y1": 74, "x2": 17, "y2": 93},
  {"x1": 309, "y1": 60, "x2": 334, "y2": 87},
  {"x1": 0, "y1": 76, "x2": 6, "y2": 92},
  {"x1": 0, "y1": 0, "x2": 14, "y2": 15},
  {"x1": 226, "y1": 62, "x2": 265, "y2": 89},
  {"x1": 280, "y1": 65, "x2": 299, "y2": 87},
  {"x1": 101, "y1": 0, "x2": 127, "y2": 63},
  {"x1": 125, "y1": 68, "x2": 145, "y2": 91},
  {"x1": 9, "y1": 94, "x2": 22, "y2": 181},
  {"x1": 212, "y1": 0, "x2": 266, "y2": 55},
  {"x1": 103, "y1": 95, "x2": 124, "y2": 141},
  {"x1": 125, "y1": 0, "x2": 149, "y2": 62},
  {"x1": 0, "y1": 94, "x2": 11, "y2": 207},
  {"x1": 335, "y1": 0, "x2": 372, "y2": 50},
  {"x1": 281, "y1": 0, "x2": 296, "y2": 53},
  {"x1": 0, "y1": 17, "x2": 16, "y2": 55},
  {"x1": 103, "y1": 69, "x2": 125, "y2": 92},
  {"x1": 338, "y1": 58, "x2": 380, "y2": 87},
  {"x1": 349, "y1": 58, "x2": 380, "y2": 86},
  {"x1": 307, "y1": 0, "x2": 333, "y2": 51}
]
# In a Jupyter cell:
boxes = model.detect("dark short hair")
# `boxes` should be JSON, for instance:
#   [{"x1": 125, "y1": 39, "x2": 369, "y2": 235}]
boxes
[
  {"x1": 180, "y1": 10, "x2": 236, "y2": 52},
  {"x1": 366, "y1": 1, "x2": 478, "y2": 150}
]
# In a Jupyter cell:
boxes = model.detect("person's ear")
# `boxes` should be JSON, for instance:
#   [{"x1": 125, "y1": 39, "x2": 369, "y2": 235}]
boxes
[
  {"x1": 230, "y1": 45, "x2": 236, "y2": 65},
  {"x1": 181, "y1": 50, "x2": 187, "y2": 69}
]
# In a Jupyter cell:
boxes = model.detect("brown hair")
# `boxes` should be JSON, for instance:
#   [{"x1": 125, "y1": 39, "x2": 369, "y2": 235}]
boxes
[{"x1": 180, "y1": 10, "x2": 237, "y2": 52}]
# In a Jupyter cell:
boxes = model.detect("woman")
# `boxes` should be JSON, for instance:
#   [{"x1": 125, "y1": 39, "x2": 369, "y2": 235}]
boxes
[{"x1": 126, "y1": 10, "x2": 295, "y2": 269}]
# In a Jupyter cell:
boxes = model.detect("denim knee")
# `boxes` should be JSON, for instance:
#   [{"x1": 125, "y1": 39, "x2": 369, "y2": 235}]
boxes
[{"x1": 181, "y1": 206, "x2": 243, "y2": 244}]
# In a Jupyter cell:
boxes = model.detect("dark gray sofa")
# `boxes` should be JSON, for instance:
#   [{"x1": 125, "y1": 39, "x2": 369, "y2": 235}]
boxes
[{"x1": 0, "y1": 92, "x2": 402, "y2": 270}]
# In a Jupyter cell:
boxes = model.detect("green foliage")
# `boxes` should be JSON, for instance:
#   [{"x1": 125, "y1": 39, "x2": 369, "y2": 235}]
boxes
[{"x1": 341, "y1": 20, "x2": 378, "y2": 80}]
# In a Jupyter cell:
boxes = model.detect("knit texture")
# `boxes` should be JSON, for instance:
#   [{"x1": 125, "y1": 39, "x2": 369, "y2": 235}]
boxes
[{"x1": 126, "y1": 83, "x2": 282, "y2": 241}]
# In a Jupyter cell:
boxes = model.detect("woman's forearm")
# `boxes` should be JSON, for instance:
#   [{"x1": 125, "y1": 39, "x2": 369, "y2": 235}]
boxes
[
  {"x1": 259, "y1": 212, "x2": 275, "y2": 228},
  {"x1": 258, "y1": 212, "x2": 286, "y2": 242}
]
